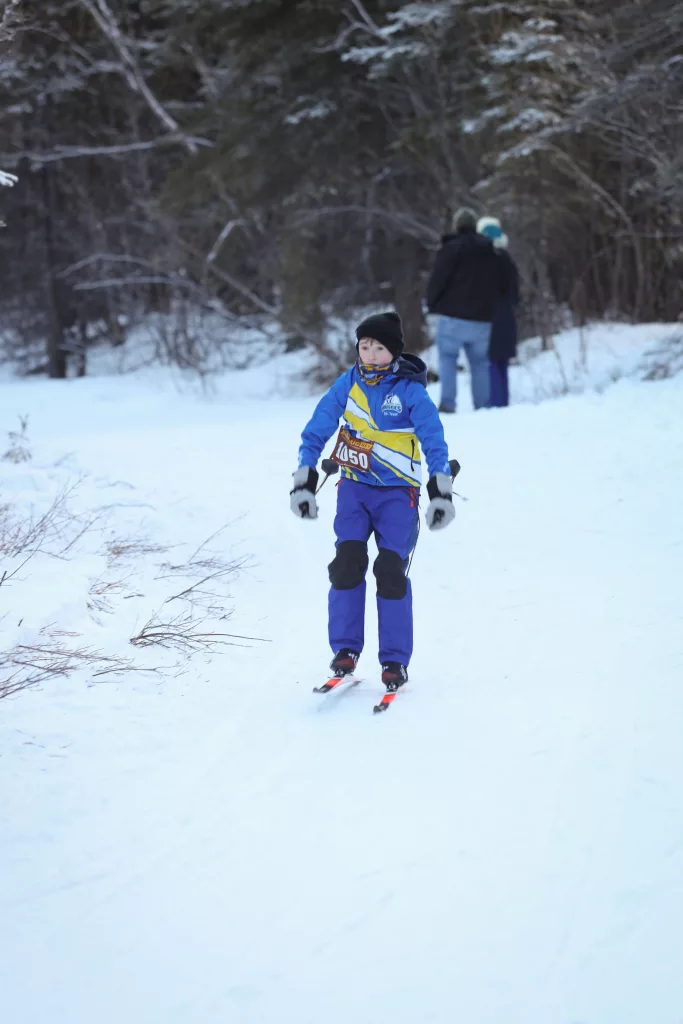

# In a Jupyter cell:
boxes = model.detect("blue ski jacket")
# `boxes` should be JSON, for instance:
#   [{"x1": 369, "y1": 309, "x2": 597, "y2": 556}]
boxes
[{"x1": 298, "y1": 355, "x2": 450, "y2": 488}]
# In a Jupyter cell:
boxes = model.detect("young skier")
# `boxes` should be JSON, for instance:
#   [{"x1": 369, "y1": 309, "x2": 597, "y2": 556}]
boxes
[{"x1": 290, "y1": 311, "x2": 455, "y2": 693}]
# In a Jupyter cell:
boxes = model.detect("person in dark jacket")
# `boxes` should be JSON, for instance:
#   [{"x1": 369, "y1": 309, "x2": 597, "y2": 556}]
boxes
[
  {"x1": 426, "y1": 207, "x2": 507, "y2": 412},
  {"x1": 477, "y1": 217, "x2": 520, "y2": 408}
]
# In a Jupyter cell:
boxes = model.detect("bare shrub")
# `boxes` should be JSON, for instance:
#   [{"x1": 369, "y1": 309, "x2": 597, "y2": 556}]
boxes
[
  {"x1": 2, "y1": 415, "x2": 31, "y2": 463},
  {"x1": 0, "y1": 555, "x2": 31, "y2": 591},
  {"x1": 143, "y1": 526, "x2": 247, "y2": 617},
  {"x1": 125, "y1": 528, "x2": 261, "y2": 655},
  {"x1": 0, "y1": 476, "x2": 121, "y2": 564},
  {"x1": 1, "y1": 492, "x2": 259, "y2": 700},
  {"x1": 0, "y1": 481, "x2": 92, "y2": 557},
  {"x1": 0, "y1": 626, "x2": 146, "y2": 701},
  {"x1": 641, "y1": 333, "x2": 683, "y2": 381},
  {"x1": 130, "y1": 612, "x2": 259, "y2": 654},
  {"x1": 87, "y1": 575, "x2": 130, "y2": 620}
]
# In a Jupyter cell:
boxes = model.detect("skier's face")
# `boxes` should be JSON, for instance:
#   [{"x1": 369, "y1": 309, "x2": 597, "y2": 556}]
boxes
[{"x1": 358, "y1": 337, "x2": 394, "y2": 366}]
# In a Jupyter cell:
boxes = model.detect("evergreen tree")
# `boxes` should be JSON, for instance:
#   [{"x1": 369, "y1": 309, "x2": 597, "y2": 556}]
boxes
[{"x1": 0, "y1": 0, "x2": 681, "y2": 376}]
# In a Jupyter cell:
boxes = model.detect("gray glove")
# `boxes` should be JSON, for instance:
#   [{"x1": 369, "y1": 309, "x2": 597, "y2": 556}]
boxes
[
  {"x1": 290, "y1": 466, "x2": 319, "y2": 519},
  {"x1": 425, "y1": 473, "x2": 455, "y2": 531}
]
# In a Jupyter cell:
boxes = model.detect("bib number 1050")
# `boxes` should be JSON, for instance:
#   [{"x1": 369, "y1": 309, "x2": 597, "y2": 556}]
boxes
[
  {"x1": 335, "y1": 440, "x2": 369, "y2": 470},
  {"x1": 332, "y1": 429, "x2": 373, "y2": 471}
]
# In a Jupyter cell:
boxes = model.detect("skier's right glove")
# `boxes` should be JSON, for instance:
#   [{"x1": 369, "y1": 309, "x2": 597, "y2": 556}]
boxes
[
  {"x1": 425, "y1": 473, "x2": 455, "y2": 530},
  {"x1": 290, "y1": 466, "x2": 319, "y2": 520}
]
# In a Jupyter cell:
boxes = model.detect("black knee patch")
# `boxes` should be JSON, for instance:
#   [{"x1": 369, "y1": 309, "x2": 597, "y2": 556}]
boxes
[
  {"x1": 373, "y1": 548, "x2": 407, "y2": 600},
  {"x1": 328, "y1": 540, "x2": 368, "y2": 590}
]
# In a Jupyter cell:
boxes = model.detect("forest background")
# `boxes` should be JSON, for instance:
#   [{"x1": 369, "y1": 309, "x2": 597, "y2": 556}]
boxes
[{"x1": 1, "y1": 0, "x2": 681, "y2": 379}]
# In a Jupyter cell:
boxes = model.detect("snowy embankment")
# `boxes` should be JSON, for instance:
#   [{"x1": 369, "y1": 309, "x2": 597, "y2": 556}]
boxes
[{"x1": 1, "y1": 323, "x2": 683, "y2": 1024}]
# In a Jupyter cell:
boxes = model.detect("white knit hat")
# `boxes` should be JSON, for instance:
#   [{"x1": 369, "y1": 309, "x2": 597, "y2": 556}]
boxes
[{"x1": 477, "y1": 216, "x2": 509, "y2": 250}]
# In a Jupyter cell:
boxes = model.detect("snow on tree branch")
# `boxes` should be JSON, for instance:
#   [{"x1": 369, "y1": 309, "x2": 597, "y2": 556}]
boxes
[
  {"x1": 384, "y1": 2, "x2": 454, "y2": 33},
  {"x1": 0, "y1": 2, "x2": 22, "y2": 198},
  {"x1": 0, "y1": 0, "x2": 22, "y2": 42},
  {"x1": 341, "y1": 0, "x2": 451, "y2": 66}
]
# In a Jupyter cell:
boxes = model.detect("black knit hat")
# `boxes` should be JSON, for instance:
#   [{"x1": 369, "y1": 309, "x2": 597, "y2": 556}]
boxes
[{"x1": 355, "y1": 311, "x2": 404, "y2": 360}]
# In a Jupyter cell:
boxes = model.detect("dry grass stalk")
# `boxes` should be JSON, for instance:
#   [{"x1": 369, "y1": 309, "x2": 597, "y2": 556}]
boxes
[
  {"x1": 2, "y1": 415, "x2": 31, "y2": 464},
  {"x1": 106, "y1": 536, "x2": 170, "y2": 564}
]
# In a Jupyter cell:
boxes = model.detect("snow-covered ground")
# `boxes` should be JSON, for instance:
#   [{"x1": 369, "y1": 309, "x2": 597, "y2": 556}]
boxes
[{"x1": 1, "y1": 323, "x2": 683, "y2": 1024}]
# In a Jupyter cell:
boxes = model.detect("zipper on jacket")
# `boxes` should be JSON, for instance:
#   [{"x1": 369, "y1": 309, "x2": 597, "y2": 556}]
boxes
[{"x1": 410, "y1": 439, "x2": 416, "y2": 472}]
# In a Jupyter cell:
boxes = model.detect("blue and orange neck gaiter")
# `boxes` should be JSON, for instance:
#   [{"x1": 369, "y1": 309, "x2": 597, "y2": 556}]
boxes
[{"x1": 357, "y1": 360, "x2": 398, "y2": 386}]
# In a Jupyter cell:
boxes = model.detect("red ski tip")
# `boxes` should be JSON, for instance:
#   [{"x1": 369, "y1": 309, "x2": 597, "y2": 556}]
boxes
[
  {"x1": 373, "y1": 692, "x2": 396, "y2": 713},
  {"x1": 313, "y1": 674, "x2": 359, "y2": 695},
  {"x1": 313, "y1": 677, "x2": 343, "y2": 694}
]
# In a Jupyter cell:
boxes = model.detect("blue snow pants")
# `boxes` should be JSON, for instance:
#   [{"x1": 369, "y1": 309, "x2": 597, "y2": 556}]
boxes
[{"x1": 328, "y1": 479, "x2": 419, "y2": 665}]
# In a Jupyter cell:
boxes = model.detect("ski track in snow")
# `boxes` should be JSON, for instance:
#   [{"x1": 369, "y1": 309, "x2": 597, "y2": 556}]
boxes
[{"x1": 1, "y1": 360, "x2": 683, "y2": 1024}]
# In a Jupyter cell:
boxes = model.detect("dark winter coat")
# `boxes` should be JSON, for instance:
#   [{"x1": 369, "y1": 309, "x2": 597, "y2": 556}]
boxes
[
  {"x1": 426, "y1": 229, "x2": 507, "y2": 323},
  {"x1": 488, "y1": 250, "x2": 520, "y2": 362}
]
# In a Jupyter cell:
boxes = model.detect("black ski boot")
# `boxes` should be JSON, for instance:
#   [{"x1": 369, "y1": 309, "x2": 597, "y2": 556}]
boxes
[
  {"x1": 330, "y1": 649, "x2": 360, "y2": 677},
  {"x1": 381, "y1": 662, "x2": 408, "y2": 692}
]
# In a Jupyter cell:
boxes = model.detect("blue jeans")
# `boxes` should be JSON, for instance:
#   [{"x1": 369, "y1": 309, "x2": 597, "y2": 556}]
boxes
[
  {"x1": 329, "y1": 479, "x2": 418, "y2": 665},
  {"x1": 436, "y1": 316, "x2": 492, "y2": 411}
]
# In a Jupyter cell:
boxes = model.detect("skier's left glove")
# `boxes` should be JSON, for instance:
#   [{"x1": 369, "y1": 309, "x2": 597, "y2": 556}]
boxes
[
  {"x1": 290, "y1": 466, "x2": 319, "y2": 520},
  {"x1": 425, "y1": 473, "x2": 455, "y2": 531}
]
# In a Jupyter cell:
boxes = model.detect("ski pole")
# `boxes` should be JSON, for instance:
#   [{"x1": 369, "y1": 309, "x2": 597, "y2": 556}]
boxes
[
  {"x1": 449, "y1": 457, "x2": 469, "y2": 501},
  {"x1": 316, "y1": 458, "x2": 339, "y2": 494},
  {"x1": 408, "y1": 458, "x2": 461, "y2": 569},
  {"x1": 428, "y1": 459, "x2": 462, "y2": 530}
]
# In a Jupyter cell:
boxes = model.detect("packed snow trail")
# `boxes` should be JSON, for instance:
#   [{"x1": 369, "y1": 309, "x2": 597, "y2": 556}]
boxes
[{"x1": 1, "y1": 361, "x2": 683, "y2": 1024}]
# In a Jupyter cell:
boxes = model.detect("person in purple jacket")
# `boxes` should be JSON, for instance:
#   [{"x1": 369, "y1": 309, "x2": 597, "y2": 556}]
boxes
[{"x1": 290, "y1": 312, "x2": 455, "y2": 691}]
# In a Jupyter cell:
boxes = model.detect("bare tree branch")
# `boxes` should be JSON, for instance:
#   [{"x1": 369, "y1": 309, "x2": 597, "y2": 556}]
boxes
[
  {"x1": 77, "y1": 0, "x2": 209, "y2": 154},
  {"x1": 207, "y1": 220, "x2": 247, "y2": 264},
  {"x1": 3, "y1": 135, "x2": 212, "y2": 169},
  {"x1": 347, "y1": 0, "x2": 383, "y2": 37},
  {"x1": 292, "y1": 204, "x2": 440, "y2": 243}
]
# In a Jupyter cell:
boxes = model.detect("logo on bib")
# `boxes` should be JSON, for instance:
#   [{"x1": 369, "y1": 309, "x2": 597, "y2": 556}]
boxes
[{"x1": 382, "y1": 394, "x2": 403, "y2": 417}]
